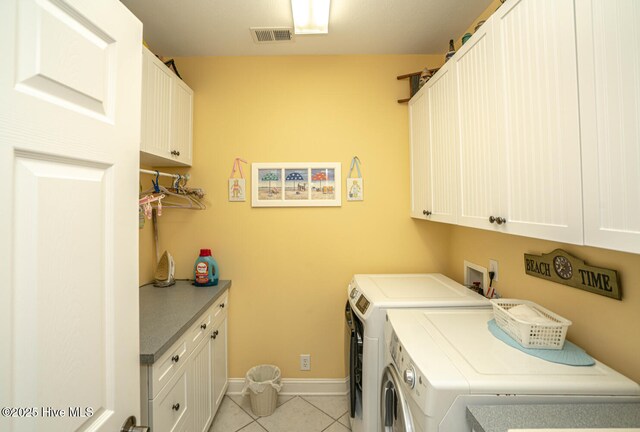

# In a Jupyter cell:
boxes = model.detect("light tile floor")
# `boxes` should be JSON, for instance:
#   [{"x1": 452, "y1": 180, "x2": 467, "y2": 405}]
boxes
[{"x1": 209, "y1": 394, "x2": 351, "y2": 432}]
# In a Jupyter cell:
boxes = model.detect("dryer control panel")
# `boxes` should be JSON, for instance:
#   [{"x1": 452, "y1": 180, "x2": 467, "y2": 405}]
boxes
[
  {"x1": 348, "y1": 279, "x2": 370, "y2": 316},
  {"x1": 355, "y1": 294, "x2": 370, "y2": 314}
]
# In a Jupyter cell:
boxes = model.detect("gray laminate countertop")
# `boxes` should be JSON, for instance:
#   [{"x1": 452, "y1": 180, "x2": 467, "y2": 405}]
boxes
[
  {"x1": 139, "y1": 279, "x2": 231, "y2": 364},
  {"x1": 467, "y1": 403, "x2": 640, "y2": 432}
]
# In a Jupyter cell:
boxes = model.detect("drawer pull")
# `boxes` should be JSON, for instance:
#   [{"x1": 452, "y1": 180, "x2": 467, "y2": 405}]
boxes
[
  {"x1": 211, "y1": 330, "x2": 219, "y2": 339},
  {"x1": 171, "y1": 355, "x2": 180, "y2": 363},
  {"x1": 172, "y1": 403, "x2": 180, "y2": 411},
  {"x1": 489, "y1": 216, "x2": 507, "y2": 225},
  {"x1": 219, "y1": 303, "x2": 225, "y2": 309},
  {"x1": 200, "y1": 323, "x2": 207, "y2": 330}
]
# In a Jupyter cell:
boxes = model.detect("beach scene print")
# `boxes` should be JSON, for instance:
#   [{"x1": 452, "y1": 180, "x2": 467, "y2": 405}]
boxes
[
  {"x1": 311, "y1": 168, "x2": 335, "y2": 200},
  {"x1": 258, "y1": 169, "x2": 281, "y2": 200},
  {"x1": 251, "y1": 163, "x2": 341, "y2": 207},
  {"x1": 284, "y1": 169, "x2": 309, "y2": 200}
]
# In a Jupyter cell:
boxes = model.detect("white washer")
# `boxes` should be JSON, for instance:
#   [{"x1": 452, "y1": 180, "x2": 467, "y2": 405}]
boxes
[
  {"x1": 345, "y1": 274, "x2": 490, "y2": 432},
  {"x1": 382, "y1": 308, "x2": 640, "y2": 432}
]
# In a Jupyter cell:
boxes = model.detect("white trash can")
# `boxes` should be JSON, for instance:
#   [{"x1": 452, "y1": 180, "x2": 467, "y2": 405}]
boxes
[{"x1": 241, "y1": 365, "x2": 282, "y2": 416}]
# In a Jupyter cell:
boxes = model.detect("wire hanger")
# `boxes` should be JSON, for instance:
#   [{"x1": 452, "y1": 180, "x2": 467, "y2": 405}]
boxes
[{"x1": 140, "y1": 173, "x2": 206, "y2": 210}]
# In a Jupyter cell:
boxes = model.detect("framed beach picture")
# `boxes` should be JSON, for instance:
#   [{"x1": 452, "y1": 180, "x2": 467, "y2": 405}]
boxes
[{"x1": 251, "y1": 162, "x2": 341, "y2": 207}]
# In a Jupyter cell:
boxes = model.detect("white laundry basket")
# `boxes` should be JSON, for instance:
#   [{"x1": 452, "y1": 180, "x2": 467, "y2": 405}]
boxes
[
  {"x1": 242, "y1": 365, "x2": 282, "y2": 416},
  {"x1": 491, "y1": 299, "x2": 571, "y2": 349}
]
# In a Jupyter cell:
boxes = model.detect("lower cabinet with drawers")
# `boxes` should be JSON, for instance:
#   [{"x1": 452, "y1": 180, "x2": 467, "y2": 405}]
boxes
[{"x1": 141, "y1": 291, "x2": 229, "y2": 432}]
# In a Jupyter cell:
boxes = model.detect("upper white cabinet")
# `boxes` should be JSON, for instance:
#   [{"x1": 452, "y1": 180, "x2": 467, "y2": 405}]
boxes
[
  {"x1": 576, "y1": 0, "x2": 640, "y2": 254},
  {"x1": 453, "y1": 19, "x2": 502, "y2": 231},
  {"x1": 491, "y1": 0, "x2": 584, "y2": 244},
  {"x1": 409, "y1": 61, "x2": 459, "y2": 224},
  {"x1": 409, "y1": 85, "x2": 429, "y2": 219},
  {"x1": 141, "y1": 46, "x2": 193, "y2": 167},
  {"x1": 411, "y1": 0, "x2": 600, "y2": 248}
]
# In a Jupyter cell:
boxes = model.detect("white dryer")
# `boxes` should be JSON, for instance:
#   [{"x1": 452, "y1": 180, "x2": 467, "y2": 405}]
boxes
[
  {"x1": 345, "y1": 274, "x2": 490, "y2": 432},
  {"x1": 382, "y1": 308, "x2": 640, "y2": 432}
]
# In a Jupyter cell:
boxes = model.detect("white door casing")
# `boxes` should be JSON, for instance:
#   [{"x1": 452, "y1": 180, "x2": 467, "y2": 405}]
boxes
[{"x1": 0, "y1": 1, "x2": 142, "y2": 431}]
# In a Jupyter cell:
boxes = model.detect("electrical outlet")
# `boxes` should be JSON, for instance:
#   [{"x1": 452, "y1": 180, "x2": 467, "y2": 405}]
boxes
[
  {"x1": 300, "y1": 354, "x2": 310, "y2": 371},
  {"x1": 489, "y1": 259, "x2": 499, "y2": 281}
]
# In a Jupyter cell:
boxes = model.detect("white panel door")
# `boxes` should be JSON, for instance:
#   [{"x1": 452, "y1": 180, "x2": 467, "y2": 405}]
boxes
[
  {"x1": 409, "y1": 85, "x2": 429, "y2": 219},
  {"x1": 493, "y1": 0, "x2": 583, "y2": 244},
  {"x1": 0, "y1": 1, "x2": 142, "y2": 432},
  {"x1": 425, "y1": 63, "x2": 459, "y2": 224},
  {"x1": 454, "y1": 18, "x2": 503, "y2": 230},
  {"x1": 576, "y1": 0, "x2": 640, "y2": 254}
]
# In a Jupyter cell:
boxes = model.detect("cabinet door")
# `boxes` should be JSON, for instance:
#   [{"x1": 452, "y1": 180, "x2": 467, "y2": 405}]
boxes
[
  {"x1": 576, "y1": 0, "x2": 640, "y2": 254},
  {"x1": 171, "y1": 78, "x2": 193, "y2": 166},
  {"x1": 409, "y1": 85, "x2": 429, "y2": 219},
  {"x1": 493, "y1": 0, "x2": 583, "y2": 244},
  {"x1": 424, "y1": 62, "x2": 459, "y2": 224},
  {"x1": 191, "y1": 336, "x2": 213, "y2": 432},
  {"x1": 454, "y1": 18, "x2": 503, "y2": 230},
  {"x1": 141, "y1": 47, "x2": 172, "y2": 159},
  {"x1": 211, "y1": 317, "x2": 228, "y2": 413},
  {"x1": 151, "y1": 363, "x2": 191, "y2": 432}
]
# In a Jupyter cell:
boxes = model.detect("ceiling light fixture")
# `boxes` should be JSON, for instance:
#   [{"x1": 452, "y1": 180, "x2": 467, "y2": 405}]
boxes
[{"x1": 291, "y1": 0, "x2": 331, "y2": 34}]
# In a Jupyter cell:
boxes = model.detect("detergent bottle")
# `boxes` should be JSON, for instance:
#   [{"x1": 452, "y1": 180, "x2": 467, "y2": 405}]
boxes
[{"x1": 194, "y1": 249, "x2": 219, "y2": 286}]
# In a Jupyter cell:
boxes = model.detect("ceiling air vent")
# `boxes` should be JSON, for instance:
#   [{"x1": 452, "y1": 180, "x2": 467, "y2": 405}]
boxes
[{"x1": 250, "y1": 27, "x2": 294, "y2": 44}]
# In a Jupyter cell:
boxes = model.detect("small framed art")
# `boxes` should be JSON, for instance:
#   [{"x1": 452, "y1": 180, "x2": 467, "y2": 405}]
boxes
[{"x1": 251, "y1": 162, "x2": 341, "y2": 207}]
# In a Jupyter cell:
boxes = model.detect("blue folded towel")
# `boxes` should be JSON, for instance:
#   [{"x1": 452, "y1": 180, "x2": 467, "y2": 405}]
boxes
[{"x1": 488, "y1": 319, "x2": 595, "y2": 366}]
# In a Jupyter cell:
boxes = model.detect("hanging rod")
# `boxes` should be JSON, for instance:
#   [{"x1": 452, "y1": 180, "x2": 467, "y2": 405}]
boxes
[{"x1": 140, "y1": 169, "x2": 190, "y2": 181}]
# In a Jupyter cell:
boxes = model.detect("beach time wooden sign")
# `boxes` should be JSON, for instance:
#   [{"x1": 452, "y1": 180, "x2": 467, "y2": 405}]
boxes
[{"x1": 524, "y1": 249, "x2": 621, "y2": 300}]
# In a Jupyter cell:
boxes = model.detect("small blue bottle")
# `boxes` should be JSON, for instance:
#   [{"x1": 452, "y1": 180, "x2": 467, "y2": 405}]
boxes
[{"x1": 194, "y1": 249, "x2": 219, "y2": 286}]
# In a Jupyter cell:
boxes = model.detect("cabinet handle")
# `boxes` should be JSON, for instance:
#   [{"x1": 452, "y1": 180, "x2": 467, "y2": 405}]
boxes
[
  {"x1": 423, "y1": 210, "x2": 432, "y2": 216},
  {"x1": 171, "y1": 354, "x2": 180, "y2": 363},
  {"x1": 172, "y1": 403, "x2": 180, "y2": 411},
  {"x1": 489, "y1": 216, "x2": 507, "y2": 225},
  {"x1": 219, "y1": 303, "x2": 225, "y2": 309},
  {"x1": 170, "y1": 150, "x2": 181, "y2": 156},
  {"x1": 211, "y1": 330, "x2": 219, "y2": 339},
  {"x1": 200, "y1": 323, "x2": 207, "y2": 330}
]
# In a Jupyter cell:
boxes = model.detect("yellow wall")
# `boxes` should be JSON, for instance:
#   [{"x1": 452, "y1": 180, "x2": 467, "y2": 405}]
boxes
[
  {"x1": 139, "y1": 54, "x2": 449, "y2": 378},
  {"x1": 445, "y1": 226, "x2": 640, "y2": 383}
]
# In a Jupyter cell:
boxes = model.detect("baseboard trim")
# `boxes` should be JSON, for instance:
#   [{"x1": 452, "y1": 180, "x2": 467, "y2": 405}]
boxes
[{"x1": 226, "y1": 377, "x2": 349, "y2": 396}]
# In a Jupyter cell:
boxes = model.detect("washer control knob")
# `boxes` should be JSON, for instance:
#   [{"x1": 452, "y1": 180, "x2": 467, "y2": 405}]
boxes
[
  {"x1": 403, "y1": 368, "x2": 416, "y2": 389},
  {"x1": 349, "y1": 287, "x2": 359, "y2": 299}
]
